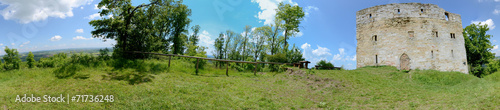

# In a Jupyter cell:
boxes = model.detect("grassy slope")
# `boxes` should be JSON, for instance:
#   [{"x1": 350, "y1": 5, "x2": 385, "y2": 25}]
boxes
[{"x1": 1, "y1": 59, "x2": 500, "y2": 109}]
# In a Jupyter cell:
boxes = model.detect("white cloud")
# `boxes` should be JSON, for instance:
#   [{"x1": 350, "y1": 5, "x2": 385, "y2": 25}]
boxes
[
  {"x1": 494, "y1": 9, "x2": 500, "y2": 15},
  {"x1": 494, "y1": 45, "x2": 499, "y2": 50},
  {"x1": 301, "y1": 43, "x2": 333, "y2": 67},
  {"x1": 0, "y1": 0, "x2": 93, "y2": 24},
  {"x1": 85, "y1": 13, "x2": 112, "y2": 20},
  {"x1": 73, "y1": 36, "x2": 93, "y2": 40},
  {"x1": 251, "y1": 0, "x2": 297, "y2": 25},
  {"x1": 50, "y1": 35, "x2": 62, "y2": 41},
  {"x1": 471, "y1": 19, "x2": 495, "y2": 29},
  {"x1": 80, "y1": 7, "x2": 84, "y2": 9},
  {"x1": 75, "y1": 29, "x2": 84, "y2": 33},
  {"x1": 85, "y1": 13, "x2": 101, "y2": 20},
  {"x1": 305, "y1": 6, "x2": 319, "y2": 17},
  {"x1": 11, "y1": 43, "x2": 15, "y2": 46},
  {"x1": 332, "y1": 48, "x2": 356, "y2": 61},
  {"x1": 312, "y1": 45, "x2": 332, "y2": 58},
  {"x1": 94, "y1": 4, "x2": 108, "y2": 10},
  {"x1": 0, "y1": 43, "x2": 3, "y2": 46},
  {"x1": 22, "y1": 41, "x2": 30, "y2": 45},
  {"x1": 296, "y1": 31, "x2": 303, "y2": 37},
  {"x1": 198, "y1": 30, "x2": 215, "y2": 55}
]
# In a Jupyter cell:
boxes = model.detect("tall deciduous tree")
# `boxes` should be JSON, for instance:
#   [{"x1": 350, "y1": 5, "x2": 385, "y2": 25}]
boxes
[
  {"x1": 189, "y1": 25, "x2": 201, "y2": 46},
  {"x1": 252, "y1": 26, "x2": 270, "y2": 62},
  {"x1": 463, "y1": 23, "x2": 495, "y2": 77},
  {"x1": 242, "y1": 25, "x2": 251, "y2": 61},
  {"x1": 275, "y1": 2, "x2": 305, "y2": 47},
  {"x1": 89, "y1": 0, "x2": 191, "y2": 58},
  {"x1": 268, "y1": 22, "x2": 282, "y2": 55},
  {"x1": 214, "y1": 33, "x2": 225, "y2": 68},
  {"x1": 224, "y1": 30, "x2": 235, "y2": 60},
  {"x1": 170, "y1": 3, "x2": 191, "y2": 55}
]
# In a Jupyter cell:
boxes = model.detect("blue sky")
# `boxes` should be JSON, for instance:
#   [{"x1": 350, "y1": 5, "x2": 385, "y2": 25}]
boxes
[{"x1": 0, "y1": 0, "x2": 499, "y2": 69}]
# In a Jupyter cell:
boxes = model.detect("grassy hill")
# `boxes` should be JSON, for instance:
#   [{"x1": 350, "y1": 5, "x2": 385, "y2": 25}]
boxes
[{"x1": 1, "y1": 59, "x2": 499, "y2": 109}]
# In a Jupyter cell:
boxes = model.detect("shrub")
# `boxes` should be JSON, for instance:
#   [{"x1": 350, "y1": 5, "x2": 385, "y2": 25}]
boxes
[
  {"x1": 37, "y1": 53, "x2": 68, "y2": 68},
  {"x1": 98, "y1": 48, "x2": 111, "y2": 60},
  {"x1": 267, "y1": 53, "x2": 288, "y2": 72},
  {"x1": 3, "y1": 46, "x2": 21, "y2": 70},
  {"x1": 316, "y1": 60, "x2": 334, "y2": 70},
  {"x1": 27, "y1": 51, "x2": 35, "y2": 68},
  {"x1": 54, "y1": 64, "x2": 84, "y2": 79}
]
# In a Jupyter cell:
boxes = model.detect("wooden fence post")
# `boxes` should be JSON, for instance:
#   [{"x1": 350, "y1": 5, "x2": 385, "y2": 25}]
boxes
[
  {"x1": 196, "y1": 58, "x2": 199, "y2": 75},
  {"x1": 226, "y1": 63, "x2": 229, "y2": 76},
  {"x1": 254, "y1": 63, "x2": 257, "y2": 76},
  {"x1": 168, "y1": 55, "x2": 171, "y2": 68}
]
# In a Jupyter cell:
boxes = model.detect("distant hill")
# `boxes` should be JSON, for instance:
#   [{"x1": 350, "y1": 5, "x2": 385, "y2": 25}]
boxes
[{"x1": 1, "y1": 47, "x2": 113, "y2": 62}]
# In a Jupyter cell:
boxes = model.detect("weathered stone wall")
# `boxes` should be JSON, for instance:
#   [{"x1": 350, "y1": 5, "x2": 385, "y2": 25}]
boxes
[{"x1": 356, "y1": 3, "x2": 469, "y2": 74}]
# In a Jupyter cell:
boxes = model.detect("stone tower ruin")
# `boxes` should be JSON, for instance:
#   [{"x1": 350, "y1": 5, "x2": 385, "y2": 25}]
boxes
[{"x1": 356, "y1": 3, "x2": 469, "y2": 74}]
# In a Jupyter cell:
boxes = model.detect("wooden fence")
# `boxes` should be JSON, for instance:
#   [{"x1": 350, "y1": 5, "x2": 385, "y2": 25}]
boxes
[{"x1": 128, "y1": 51, "x2": 294, "y2": 76}]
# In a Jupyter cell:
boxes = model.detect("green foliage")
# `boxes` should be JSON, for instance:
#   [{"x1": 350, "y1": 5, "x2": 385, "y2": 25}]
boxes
[
  {"x1": 3, "y1": 46, "x2": 21, "y2": 70},
  {"x1": 99, "y1": 48, "x2": 111, "y2": 60},
  {"x1": 53, "y1": 53, "x2": 106, "y2": 79},
  {"x1": 268, "y1": 53, "x2": 288, "y2": 71},
  {"x1": 37, "y1": 53, "x2": 68, "y2": 68},
  {"x1": 463, "y1": 23, "x2": 495, "y2": 77},
  {"x1": 90, "y1": 0, "x2": 191, "y2": 58},
  {"x1": 189, "y1": 25, "x2": 201, "y2": 46},
  {"x1": 54, "y1": 64, "x2": 84, "y2": 79},
  {"x1": 187, "y1": 46, "x2": 207, "y2": 70},
  {"x1": 275, "y1": 2, "x2": 305, "y2": 46},
  {"x1": 287, "y1": 44, "x2": 304, "y2": 63},
  {"x1": 27, "y1": 51, "x2": 35, "y2": 68},
  {"x1": 316, "y1": 60, "x2": 334, "y2": 69},
  {"x1": 213, "y1": 33, "x2": 225, "y2": 68},
  {"x1": 485, "y1": 59, "x2": 500, "y2": 76}
]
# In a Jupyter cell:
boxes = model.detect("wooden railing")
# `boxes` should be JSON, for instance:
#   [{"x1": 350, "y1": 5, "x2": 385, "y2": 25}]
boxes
[{"x1": 128, "y1": 51, "x2": 294, "y2": 76}]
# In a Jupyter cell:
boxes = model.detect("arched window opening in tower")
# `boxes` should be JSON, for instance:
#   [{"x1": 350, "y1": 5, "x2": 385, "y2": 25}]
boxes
[
  {"x1": 431, "y1": 51, "x2": 434, "y2": 58},
  {"x1": 397, "y1": 9, "x2": 400, "y2": 14},
  {"x1": 373, "y1": 35, "x2": 377, "y2": 41},
  {"x1": 445, "y1": 12, "x2": 449, "y2": 21},
  {"x1": 369, "y1": 14, "x2": 372, "y2": 18}
]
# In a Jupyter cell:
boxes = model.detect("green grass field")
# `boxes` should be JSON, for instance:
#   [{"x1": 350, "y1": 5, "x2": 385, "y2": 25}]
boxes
[{"x1": 1, "y1": 59, "x2": 500, "y2": 109}]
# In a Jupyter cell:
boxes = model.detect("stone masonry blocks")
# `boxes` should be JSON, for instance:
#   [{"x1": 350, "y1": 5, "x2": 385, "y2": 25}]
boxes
[{"x1": 356, "y1": 3, "x2": 469, "y2": 74}]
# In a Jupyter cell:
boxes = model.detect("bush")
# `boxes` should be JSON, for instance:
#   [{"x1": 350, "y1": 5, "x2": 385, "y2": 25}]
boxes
[
  {"x1": 27, "y1": 51, "x2": 35, "y2": 68},
  {"x1": 99, "y1": 48, "x2": 111, "y2": 60},
  {"x1": 316, "y1": 60, "x2": 334, "y2": 70},
  {"x1": 69, "y1": 53, "x2": 102, "y2": 67},
  {"x1": 268, "y1": 53, "x2": 288, "y2": 72},
  {"x1": 54, "y1": 64, "x2": 84, "y2": 79},
  {"x1": 3, "y1": 46, "x2": 21, "y2": 70},
  {"x1": 37, "y1": 53, "x2": 68, "y2": 68}
]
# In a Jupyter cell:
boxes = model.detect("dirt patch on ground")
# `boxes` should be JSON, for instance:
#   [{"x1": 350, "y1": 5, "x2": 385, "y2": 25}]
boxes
[{"x1": 284, "y1": 68, "x2": 348, "y2": 92}]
